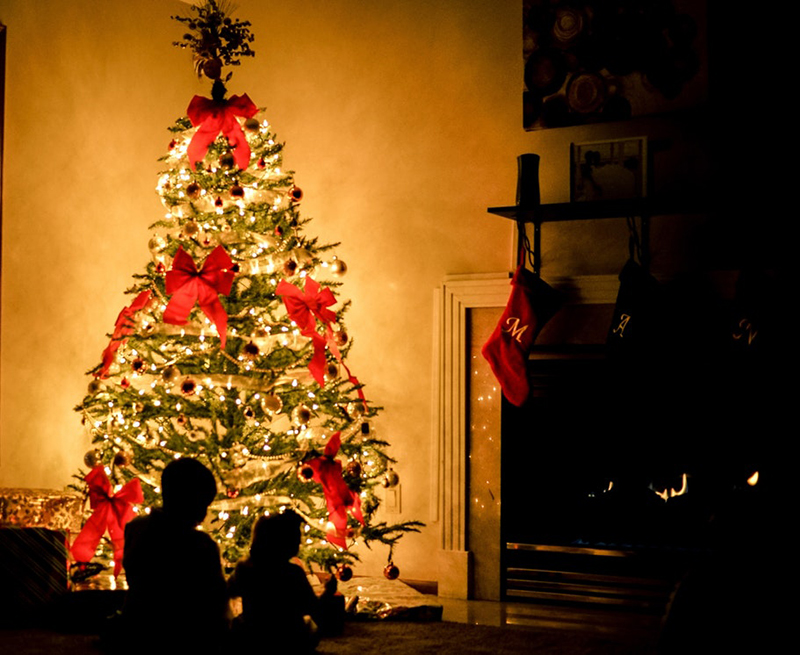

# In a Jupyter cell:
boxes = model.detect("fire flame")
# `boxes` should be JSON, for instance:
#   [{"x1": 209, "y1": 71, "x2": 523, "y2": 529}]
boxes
[
  {"x1": 747, "y1": 471, "x2": 759, "y2": 486},
  {"x1": 652, "y1": 473, "x2": 688, "y2": 502}
]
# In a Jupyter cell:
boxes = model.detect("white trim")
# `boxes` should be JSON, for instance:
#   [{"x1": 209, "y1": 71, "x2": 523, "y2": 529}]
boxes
[{"x1": 433, "y1": 272, "x2": 618, "y2": 597}]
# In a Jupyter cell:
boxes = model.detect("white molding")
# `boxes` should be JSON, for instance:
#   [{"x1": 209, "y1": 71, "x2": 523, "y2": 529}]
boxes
[{"x1": 433, "y1": 272, "x2": 618, "y2": 598}]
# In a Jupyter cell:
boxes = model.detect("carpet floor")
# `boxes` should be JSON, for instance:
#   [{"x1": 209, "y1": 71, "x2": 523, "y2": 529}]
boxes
[{"x1": 1, "y1": 619, "x2": 657, "y2": 655}]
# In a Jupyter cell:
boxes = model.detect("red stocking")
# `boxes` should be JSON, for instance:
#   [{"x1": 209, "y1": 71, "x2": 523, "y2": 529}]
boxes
[{"x1": 482, "y1": 266, "x2": 562, "y2": 406}]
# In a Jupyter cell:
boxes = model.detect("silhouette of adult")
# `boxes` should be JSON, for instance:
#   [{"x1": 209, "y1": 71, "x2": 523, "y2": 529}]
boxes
[{"x1": 115, "y1": 458, "x2": 229, "y2": 653}]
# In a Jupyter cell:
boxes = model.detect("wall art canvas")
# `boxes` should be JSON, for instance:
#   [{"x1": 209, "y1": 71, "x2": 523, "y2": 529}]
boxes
[{"x1": 523, "y1": 0, "x2": 707, "y2": 130}]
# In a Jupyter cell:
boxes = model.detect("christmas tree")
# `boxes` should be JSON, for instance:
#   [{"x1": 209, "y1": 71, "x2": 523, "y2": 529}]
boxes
[{"x1": 71, "y1": 0, "x2": 420, "y2": 581}]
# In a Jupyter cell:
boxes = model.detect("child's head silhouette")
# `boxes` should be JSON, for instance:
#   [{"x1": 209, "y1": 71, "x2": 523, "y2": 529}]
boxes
[
  {"x1": 161, "y1": 458, "x2": 217, "y2": 526},
  {"x1": 250, "y1": 509, "x2": 304, "y2": 563}
]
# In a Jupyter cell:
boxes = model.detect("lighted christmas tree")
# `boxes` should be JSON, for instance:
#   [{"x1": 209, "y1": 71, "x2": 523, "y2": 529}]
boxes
[{"x1": 71, "y1": 0, "x2": 420, "y2": 581}]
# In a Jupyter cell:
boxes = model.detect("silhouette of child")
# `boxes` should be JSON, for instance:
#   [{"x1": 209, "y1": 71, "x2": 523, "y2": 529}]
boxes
[
  {"x1": 228, "y1": 509, "x2": 337, "y2": 653},
  {"x1": 114, "y1": 458, "x2": 229, "y2": 654}
]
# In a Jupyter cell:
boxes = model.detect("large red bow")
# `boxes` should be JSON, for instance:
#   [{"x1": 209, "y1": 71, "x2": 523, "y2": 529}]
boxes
[
  {"x1": 306, "y1": 432, "x2": 364, "y2": 550},
  {"x1": 98, "y1": 290, "x2": 153, "y2": 378},
  {"x1": 164, "y1": 246, "x2": 236, "y2": 348},
  {"x1": 71, "y1": 466, "x2": 144, "y2": 577},
  {"x1": 187, "y1": 93, "x2": 258, "y2": 170}
]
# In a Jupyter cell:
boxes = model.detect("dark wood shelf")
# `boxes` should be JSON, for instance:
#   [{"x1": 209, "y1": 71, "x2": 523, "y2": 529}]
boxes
[{"x1": 488, "y1": 195, "x2": 709, "y2": 224}]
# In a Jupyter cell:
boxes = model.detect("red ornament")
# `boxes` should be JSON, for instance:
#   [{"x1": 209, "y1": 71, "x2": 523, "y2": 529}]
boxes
[
  {"x1": 181, "y1": 378, "x2": 196, "y2": 396},
  {"x1": 336, "y1": 565, "x2": 353, "y2": 582},
  {"x1": 226, "y1": 487, "x2": 239, "y2": 499},
  {"x1": 230, "y1": 185, "x2": 245, "y2": 199},
  {"x1": 120, "y1": 378, "x2": 130, "y2": 389},
  {"x1": 383, "y1": 563, "x2": 400, "y2": 580},
  {"x1": 283, "y1": 259, "x2": 298, "y2": 276},
  {"x1": 258, "y1": 157, "x2": 266, "y2": 169},
  {"x1": 186, "y1": 182, "x2": 201, "y2": 199}
]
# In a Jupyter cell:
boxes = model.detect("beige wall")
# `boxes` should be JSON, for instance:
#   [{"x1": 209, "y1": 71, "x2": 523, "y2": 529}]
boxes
[{"x1": 1, "y1": 0, "x2": 709, "y2": 581}]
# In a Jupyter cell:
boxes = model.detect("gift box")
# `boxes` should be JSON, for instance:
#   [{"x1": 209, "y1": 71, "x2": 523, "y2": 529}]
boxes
[
  {"x1": 337, "y1": 577, "x2": 443, "y2": 621},
  {"x1": 0, "y1": 488, "x2": 84, "y2": 627},
  {"x1": 0, "y1": 487, "x2": 84, "y2": 532}
]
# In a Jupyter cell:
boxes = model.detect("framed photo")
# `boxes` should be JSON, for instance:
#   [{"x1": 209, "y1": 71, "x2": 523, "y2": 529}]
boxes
[{"x1": 570, "y1": 137, "x2": 647, "y2": 202}]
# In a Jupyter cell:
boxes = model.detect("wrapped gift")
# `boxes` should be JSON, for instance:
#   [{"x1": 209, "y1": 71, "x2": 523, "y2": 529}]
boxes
[
  {"x1": 0, "y1": 488, "x2": 84, "y2": 626},
  {"x1": 0, "y1": 487, "x2": 84, "y2": 532},
  {"x1": 337, "y1": 577, "x2": 443, "y2": 621}
]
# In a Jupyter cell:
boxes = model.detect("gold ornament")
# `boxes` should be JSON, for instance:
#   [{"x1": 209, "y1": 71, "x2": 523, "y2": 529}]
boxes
[
  {"x1": 345, "y1": 401, "x2": 364, "y2": 419},
  {"x1": 162, "y1": 366, "x2": 180, "y2": 384},
  {"x1": 244, "y1": 117, "x2": 260, "y2": 132},
  {"x1": 148, "y1": 235, "x2": 167, "y2": 253},
  {"x1": 330, "y1": 258, "x2": 348, "y2": 276},
  {"x1": 182, "y1": 221, "x2": 200, "y2": 238},
  {"x1": 88, "y1": 379, "x2": 103, "y2": 395},
  {"x1": 84, "y1": 449, "x2": 102, "y2": 468},
  {"x1": 292, "y1": 405, "x2": 312, "y2": 426},
  {"x1": 261, "y1": 394, "x2": 283, "y2": 414},
  {"x1": 333, "y1": 330, "x2": 348, "y2": 346},
  {"x1": 324, "y1": 362, "x2": 339, "y2": 382},
  {"x1": 382, "y1": 469, "x2": 400, "y2": 488}
]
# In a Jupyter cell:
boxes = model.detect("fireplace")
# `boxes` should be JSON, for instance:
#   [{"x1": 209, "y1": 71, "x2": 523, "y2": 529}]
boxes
[{"x1": 436, "y1": 273, "x2": 775, "y2": 608}]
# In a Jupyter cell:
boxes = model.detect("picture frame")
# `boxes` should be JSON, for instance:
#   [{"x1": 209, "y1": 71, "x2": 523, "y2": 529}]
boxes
[{"x1": 570, "y1": 137, "x2": 647, "y2": 203}]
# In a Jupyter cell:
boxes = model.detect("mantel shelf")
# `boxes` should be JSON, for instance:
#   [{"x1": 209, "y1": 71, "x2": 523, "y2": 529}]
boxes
[{"x1": 488, "y1": 195, "x2": 709, "y2": 224}]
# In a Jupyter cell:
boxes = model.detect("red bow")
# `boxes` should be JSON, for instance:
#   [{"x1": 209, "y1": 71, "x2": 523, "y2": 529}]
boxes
[
  {"x1": 71, "y1": 466, "x2": 144, "y2": 577},
  {"x1": 276, "y1": 277, "x2": 337, "y2": 334},
  {"x1": 277, "y1": 277, "x2": 339, "y2": 385},
  {"x1": 164, "y1": 246, "x2": 236, "y2": 348},
  {"x1": 306, "y1": 432, "x2": 364, "y2": 550},
  {"x1": 98, "y1": 290, "x2": 153, "y2": 378},
  {"x1": 187, "y1": 93, "x2": 258, "y2": 170}
]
